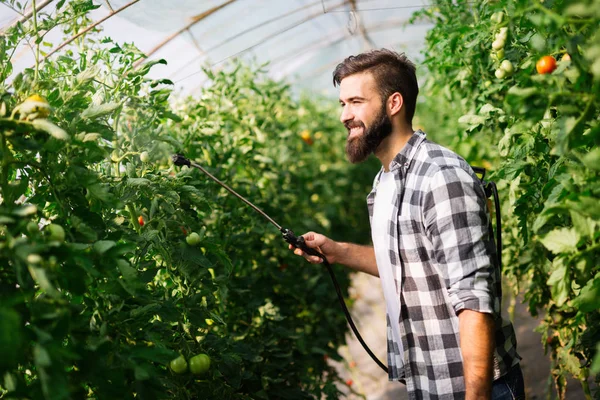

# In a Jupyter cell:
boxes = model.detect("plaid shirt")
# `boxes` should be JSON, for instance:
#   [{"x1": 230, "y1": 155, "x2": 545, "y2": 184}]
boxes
[{"x1": 367, "y1": 130, "x2": 520, "y2": 399}]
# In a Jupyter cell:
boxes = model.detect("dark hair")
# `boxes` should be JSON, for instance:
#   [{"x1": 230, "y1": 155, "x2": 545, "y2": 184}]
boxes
[{"x1": 333, "y1": 49, "x2": 419, "y2": 125}]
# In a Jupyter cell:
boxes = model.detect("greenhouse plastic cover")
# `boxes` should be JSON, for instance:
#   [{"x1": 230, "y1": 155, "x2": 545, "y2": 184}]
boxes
[{"x1": 0, "y1": 0, "x2": 433, "y2": 96}]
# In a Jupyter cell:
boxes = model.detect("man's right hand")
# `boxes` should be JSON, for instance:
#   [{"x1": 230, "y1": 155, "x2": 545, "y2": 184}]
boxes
[
  {"x1": 288, "y1": 231, "x2": 338, "y2": 264},
  {"x1": 288, "y1": 233, "x2": 379, "y2": 277}
]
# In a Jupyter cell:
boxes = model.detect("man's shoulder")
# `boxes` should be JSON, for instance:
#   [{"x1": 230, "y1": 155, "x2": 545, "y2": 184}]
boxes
[{"x1": 412, "y1": 139, "x2": 473, "y2": 179}]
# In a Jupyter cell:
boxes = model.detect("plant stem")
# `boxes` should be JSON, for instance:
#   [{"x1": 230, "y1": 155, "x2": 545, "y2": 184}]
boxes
[
  {"x1": 32, "y1": 0, "x2": 40, "y2": 88},
  {"x1": 0, "y1": 134, "x2": 10, "y2": 206}
]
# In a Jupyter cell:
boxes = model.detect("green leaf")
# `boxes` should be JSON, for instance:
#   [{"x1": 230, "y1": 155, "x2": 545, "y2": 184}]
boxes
[
  {"x1": 458, "y1": 114, "x2": 487, "y2": 126},
  {"x1": 547, "y1": 258, "x2": 569, "y2": 306},
  {"x1": 76, "y1": 65, "x2": 100, "y2": 84},
  {"x1": 12, "y1": 204, "x2": 37, "y2": 216},
  {"x1": 582, "y1": 148, "x2": 600, "y2": 171},
  {"x1": 0, "y1": 308, "x2": 23, "y2": 371},
  {"x1": 28, "y1": 266, "x2": 60, "y2": 298},
  {"x1": 93, "y1": 240, "x2": 116, "y2": 254},
  {"x1": 507, "y1": 86, "x2": 538, "y2": 98},
  {"x1": 539, "y1": 228, "x2": 580, "y2": 254},
  {"x1": 592, "y1": 343, "x2": 600, "y2": 374},
  {"x1": 117, "y1": 259, "x2": 137, "y2": 281},
  {"x1": 81, "y1": 102, "x2": 120, "y2": 119},
  {"x1": 34, "y1": 343, "x2": 52, "y2": 368},
  {"x1": 127, "y1": 177, "x2": 151, "y2": 187},
  {"x1": 572, "y1": 275, "x2": 600, "y2": 312},
  {"x1": 533, "y1": 205, "x2": 568, "y2": 233},
  {"x1": 569, "y1": 210, "x2": 596, "y2": 239},
  {"x1": 557, "y1": 347, "x2": 581, "y2": 377},
  {"x1": 31, "y1": 119, "x2": 69, "y2": 140}
]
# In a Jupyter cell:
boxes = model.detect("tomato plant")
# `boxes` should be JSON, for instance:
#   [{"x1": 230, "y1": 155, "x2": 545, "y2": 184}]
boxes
[
  {"x1": 0, "y1": 1, "x2": 377, "y2": 399},
  {"x1": 413, "y1": 0, "x2": 600, "y2": 397}
]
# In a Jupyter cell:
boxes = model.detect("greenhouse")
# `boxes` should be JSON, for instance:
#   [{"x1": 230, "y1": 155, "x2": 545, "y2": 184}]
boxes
[{"x1": 0, "y1": 0, "x2": 598, "y2": 399}]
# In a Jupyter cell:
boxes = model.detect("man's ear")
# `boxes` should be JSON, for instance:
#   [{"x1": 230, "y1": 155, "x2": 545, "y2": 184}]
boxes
[{"x1": 388, "y1": 92, "x2": 404, "y2": 117}]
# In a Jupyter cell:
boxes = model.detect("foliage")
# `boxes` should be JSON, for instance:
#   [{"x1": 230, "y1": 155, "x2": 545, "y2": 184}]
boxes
[
  {"x1": 413, "y1": 0, "x2": 600, "y2": 398},
  {"x1": 0, "y1": 2, "x2": 378, "y2": 399}
]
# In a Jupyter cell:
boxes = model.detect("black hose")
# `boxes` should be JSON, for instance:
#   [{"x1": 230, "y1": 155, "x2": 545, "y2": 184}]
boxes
[
  {"x1": 284, "y1": 231, "x2": 390, "y2": 374},
  {"x1": 489, "y1": 181, "x2": 502, "y2": 270}
]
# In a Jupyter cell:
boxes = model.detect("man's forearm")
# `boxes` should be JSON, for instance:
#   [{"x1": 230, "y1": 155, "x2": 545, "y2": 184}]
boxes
[
  {"x1": 334, "y1": 242, "x2": 379, "y2": 277},
  {"x1": 458, "y1": 309, "x2": 495, "y2": 400}
]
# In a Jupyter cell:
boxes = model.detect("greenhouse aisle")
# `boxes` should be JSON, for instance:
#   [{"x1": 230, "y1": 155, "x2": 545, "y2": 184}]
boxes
[{"x1": 332, "y1": 273, "x2": 587, "y2": 399}]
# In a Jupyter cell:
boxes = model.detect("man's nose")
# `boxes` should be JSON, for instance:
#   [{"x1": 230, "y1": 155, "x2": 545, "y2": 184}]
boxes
[{"x1": 340, "y1": 105, "x2": 353, "y2": 124}]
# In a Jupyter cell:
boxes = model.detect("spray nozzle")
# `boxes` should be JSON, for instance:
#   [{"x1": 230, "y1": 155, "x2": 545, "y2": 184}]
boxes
[{"x1": 172, "y1": 154, "x2": 191, "y2": 167}]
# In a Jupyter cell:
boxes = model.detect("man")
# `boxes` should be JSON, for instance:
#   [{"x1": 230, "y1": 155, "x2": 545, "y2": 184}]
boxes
[{"x1": 290, "y1": 50, "x2": 523, "y2": 399}]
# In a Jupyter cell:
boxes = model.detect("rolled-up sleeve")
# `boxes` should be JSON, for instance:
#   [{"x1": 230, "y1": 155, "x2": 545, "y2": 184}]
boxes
[{"x1": 422, "y1": 166, "x2": 496, "y2": 314}]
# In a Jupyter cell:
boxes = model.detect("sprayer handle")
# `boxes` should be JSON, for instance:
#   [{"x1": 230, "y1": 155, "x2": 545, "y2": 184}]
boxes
[{"x1": 281, "y1": 228, "x2": 327, "y2": 262}]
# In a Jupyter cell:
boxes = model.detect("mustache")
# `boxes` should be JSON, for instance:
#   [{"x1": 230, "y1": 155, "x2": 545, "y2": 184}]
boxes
[{"x1": 344, "y1": 121, "x2": 365, "y2": 131}]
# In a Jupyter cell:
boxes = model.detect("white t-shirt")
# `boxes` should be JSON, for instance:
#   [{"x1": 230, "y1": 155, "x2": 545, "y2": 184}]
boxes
[{"x1": 371, "y1": 171, "x2": 404, "y2": 368}]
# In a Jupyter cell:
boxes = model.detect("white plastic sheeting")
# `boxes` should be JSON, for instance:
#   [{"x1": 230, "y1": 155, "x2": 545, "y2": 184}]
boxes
[{"x1": 0, "y1": 0, "x2": 432, "y2": 96}]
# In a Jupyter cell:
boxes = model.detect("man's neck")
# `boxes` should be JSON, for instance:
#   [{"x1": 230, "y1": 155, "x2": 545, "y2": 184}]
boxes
[{"x1": 376, "y1": 127, "x2": 415, "y2": 172}]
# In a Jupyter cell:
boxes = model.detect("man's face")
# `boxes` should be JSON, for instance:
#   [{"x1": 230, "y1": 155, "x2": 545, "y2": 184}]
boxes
[{"x1": 339, "y1": 72, "x2": 392, "y2": 164}]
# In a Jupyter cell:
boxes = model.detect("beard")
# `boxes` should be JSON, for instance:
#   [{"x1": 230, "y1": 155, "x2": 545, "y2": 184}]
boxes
[{"x1": 344, "y1": 104, "x2": 392, "y2": 164}]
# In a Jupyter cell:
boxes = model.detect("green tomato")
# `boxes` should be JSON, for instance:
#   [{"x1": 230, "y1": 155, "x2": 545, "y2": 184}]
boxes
[
  {"x1": 495, "y1": 48, "x2": 505, "y2": 61},
  {"x1": 189, "y1": 353, "x2": 210, "y2": 375},
  {"x1": 500, "y1": 59, "x2": 514, "y2": 74},
  {"x1": 497, "y1": 27, "x2": 508, "y2": 41},
  {"x1": 27, "y1": 254, "x2": 42, "y2": 264},
  {"x1": 495, "y1": 68, "x2": 507, "y2": 79},
  {"x1": 492, "y1": 38, "x2": 505, "y2": 51},
  {"x1": 47, "y1": 224, "x2": 65, "y2": 242},
  {"x1": 186, "y1": 232, "x2": 201, "y2": 246},
  {"x1": 110, "y1": 150, "x2": 120, "y2": 163},
  {"x1": 26, "y1": 221, "x2": 39, "y2": 235},
  {"x1": 490, "y1": 11, "x2": 504, "y2": 24},
  {"x1": 140, "y1": 151, "x2": 150, "y2": 163},
  {"x1": 169, "y1": 355, "x2": 188, "y2": 374}
]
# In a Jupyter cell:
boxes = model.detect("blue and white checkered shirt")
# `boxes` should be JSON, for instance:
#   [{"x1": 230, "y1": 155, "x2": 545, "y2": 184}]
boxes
[{"x1": 367, "y1": 130, "x2": 520, "y2": 399}]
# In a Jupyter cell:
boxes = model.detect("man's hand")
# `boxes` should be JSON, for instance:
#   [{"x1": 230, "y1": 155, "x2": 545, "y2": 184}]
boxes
[
  {"x1": 288, "y1": 231, "x2": 338, "y2": 264},
  {"x1": 289, "y1": 232, "x2": 379, "y2": 277},
  {"x1": 458, "y1": 309, "x2": 495, "y2": 400}
]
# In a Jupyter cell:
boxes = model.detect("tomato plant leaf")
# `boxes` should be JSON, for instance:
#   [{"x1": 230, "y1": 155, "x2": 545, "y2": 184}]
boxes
[
  {"x1": 31, "y1": 119, "x2": 69, "y2": 140},
  {"x1": 81, "y1": 102, "x2": 121, "y2": 119},
  {"x1": 28, "y1": 266, "x2": 60, "y2": 298},
  {"x1": 547, "y1": 258, "x2": 570, "y2": 307},
  {"x1": 93, "y1": 240, "x2": 116, "y2": 254},
  {"x1": 539, "y1": 228, "x2": 580, "y2": 253},
  {"x1": 572, "y1": 275, "x2": 600, "y2": 312}
]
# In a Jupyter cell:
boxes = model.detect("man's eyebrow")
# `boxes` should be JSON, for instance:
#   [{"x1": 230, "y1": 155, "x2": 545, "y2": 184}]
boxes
[{"x1": 339, "y1": 96, "x2": 366, "y2": 103}]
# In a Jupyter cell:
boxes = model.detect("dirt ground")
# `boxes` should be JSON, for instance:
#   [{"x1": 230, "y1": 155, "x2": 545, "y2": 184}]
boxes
[{"x1": 329, "y1": 273, "x2": 588, "y2": 399}]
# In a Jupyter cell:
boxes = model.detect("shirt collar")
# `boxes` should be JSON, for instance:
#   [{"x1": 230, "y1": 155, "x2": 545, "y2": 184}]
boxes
[{"x1": 389, "y1": 129, "x2": 426, "y2": 172}]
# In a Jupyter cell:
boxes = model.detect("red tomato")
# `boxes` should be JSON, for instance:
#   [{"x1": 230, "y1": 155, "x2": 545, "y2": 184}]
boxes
[
  {"x1": 536, "y1": 55, "x2": 557, "y2": 74},
  {"x1": 300, "y1": 130, "x2": 313, "y2": 146},
  {"x1": 138, "y1": 216, "x2": 144, "y2": 226}
]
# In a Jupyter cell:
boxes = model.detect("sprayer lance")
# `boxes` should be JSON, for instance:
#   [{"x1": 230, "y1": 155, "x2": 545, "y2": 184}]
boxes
[
  {"x1": 171, "y1": 153, "x2": 281, "y2": 230},
  {"x1": 172, "y1": 154, "x2": 327, "y2": 258}
]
